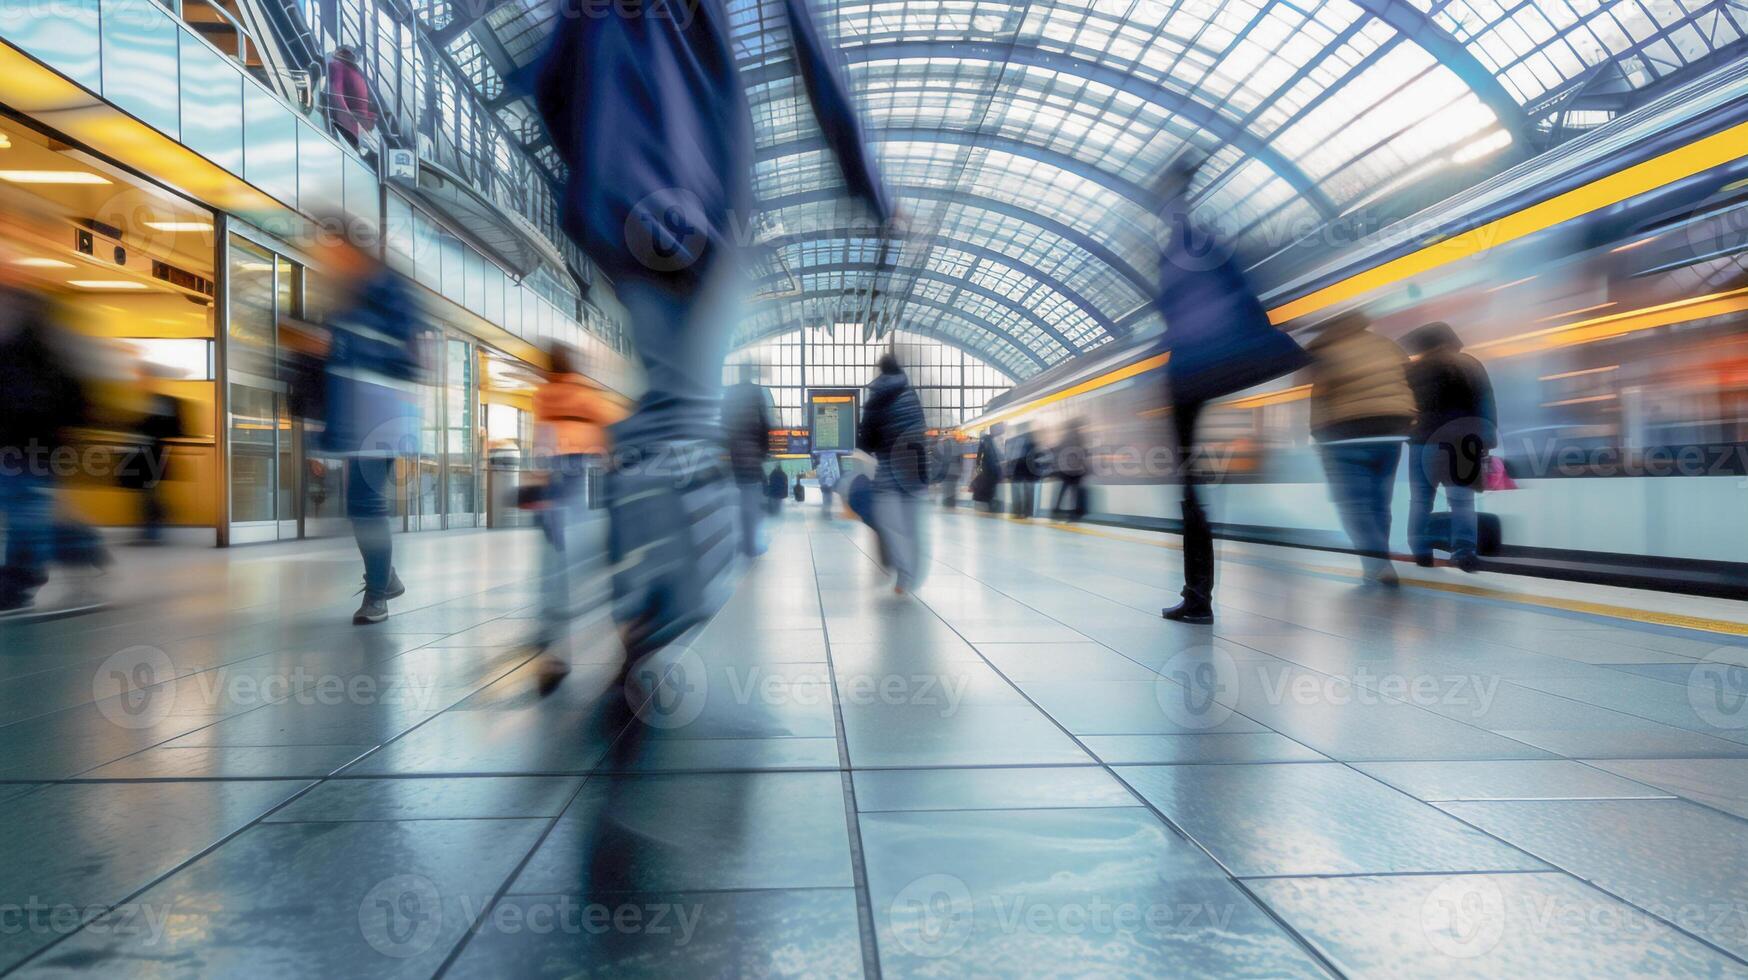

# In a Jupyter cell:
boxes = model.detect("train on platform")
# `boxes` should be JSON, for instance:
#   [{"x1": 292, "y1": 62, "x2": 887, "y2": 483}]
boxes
[{"x1": 964, "y1": 64, "x2": 1748, "y2": 597}]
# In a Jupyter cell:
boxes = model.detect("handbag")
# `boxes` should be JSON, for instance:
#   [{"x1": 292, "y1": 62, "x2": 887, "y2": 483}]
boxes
[{"x1": 1483, "y1": 455, "x2": 1517, "y2": 492}]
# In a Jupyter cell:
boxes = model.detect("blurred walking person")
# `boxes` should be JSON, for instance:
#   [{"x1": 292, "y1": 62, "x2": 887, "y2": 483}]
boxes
[
  {"x1": 816, "y1": 450, "x2": 841, "y2": 519},
  {"x1": 1153, "y1": 156, "x2": 1306, "y2": 623},
  {"x1": 530, "y1": 343, "x2": 619, "y2": 691},
  {"x1": 1307, "y1": 312, "x2": 1414, "y2": 586},
  {"x1": 0, "y1": 282, "x2": 88, "y2": 616},
  {"x1": 533, "y1": 0, "x2": 891, "y2": 660},
  {"x1": 936, "y1": 435, "x2": 963, "y2": 508},
  {"x1": 1404, "y1": 322, "x2": 1497, "y2": 573},
  {"x1": 971, "y1": 430, "x2": 1003, "y2": 512},
  {"x1": 1051, "y1": 418, "x2": 1089, "y2": 522},
  {"x1": 723, "y1": 376, "x2": 775, "y2": 555},
  {"x1": 858, "y1": 354, "x2": 929, "y2": 593},
  {"x1": 765, "y1": 465, "x2": 789, "y2": 516},
  {"x1": 125, "y1": 374, "x2": 183, "y2": 545},
  {"x1": 313, "y1": 233, "x2": 427, "y2": 625},
  {"x1": 1007, "y1": 426, "x2": 1041, "y2": 519}
]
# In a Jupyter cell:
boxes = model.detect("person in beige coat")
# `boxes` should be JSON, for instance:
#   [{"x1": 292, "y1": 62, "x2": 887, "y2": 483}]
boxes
[{"x1": 1306, "y1": 312, "x2": 1416, "y2": 585}]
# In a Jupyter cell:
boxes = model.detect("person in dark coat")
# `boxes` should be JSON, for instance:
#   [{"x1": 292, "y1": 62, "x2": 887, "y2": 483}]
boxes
[
  {"x1": 127, "y1": 383, "x2": 184, "y2": 545},
  {"x1": 858, "y1": 354, "x2": 929, "y2": 592},
  {"x1": 1051, "y1": 418, "x2": 1089, "y2": 521},
  {"x1": 722, "y1": 379, "x2": 775, "y2": 555},
  {"x1": 1007, "y1": 426, "x2": 1041, "y2": 519},
  {"x1": 935, "y1": 435, "x2": 964, "y2": 508},
  {"x1": 1153, "y1": 156, "x2": 1307, "y2": 624},
  {"x1": 971, "y1": 431, "x2": 1003, "y2": 510},
  {"x1": 0, "y1": 284, "x2": 87, "y2": 614},
  {"x1": 1404, "y1": 322, "x2": 1497, "y2": 572},
  {"x1": 532, "y1": 0, "x2": 891, "y2": 660}
]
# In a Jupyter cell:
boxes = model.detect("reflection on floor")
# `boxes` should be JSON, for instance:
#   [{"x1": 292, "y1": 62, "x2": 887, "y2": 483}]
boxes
[{"x1": 2, "y1": 506, "x2": 1747, "y2": 977}]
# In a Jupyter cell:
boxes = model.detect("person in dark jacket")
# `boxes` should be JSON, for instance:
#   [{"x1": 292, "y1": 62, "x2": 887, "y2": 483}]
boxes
[
  {"x1": 722, "y1": 378, "x2": 775, "y2": 555},
  {"x1": 1405, "y1": 322, "x2": 1497, "y2": 572},
  {"x1": 971, "y1": 431, "x2": 1003, "y2": 511},
  {"x1": 858, "y1": 354, "x2": 929, "y2": 593},
  {"x1": 127, "y1": 382, "x2": 184, "y2": 545},
  {"x1": 1051, "y1": 418, "x2": 1090, "y2": 522},
  {"x1": 1007, "y1": 426, "x2": 1041, "y2": 519},
  {"x1": 316, "y1": 237, "x2": 427, "y2": 625},
  {"x1": 533, "y1": 0, "x2": 890, "y2": 661},
  {"x1": 0, "y1": 284, "x2": 87, "y2": 614},
  {"x1": 935, "y1": 435, "x2": 964, "y2": 508},
  {"x1": 1153, "y1": 156, "x2": 1307, "y2": 623},
  {"x1": 1306, "y1": 313, "x2": 1415, "y2": 586}
]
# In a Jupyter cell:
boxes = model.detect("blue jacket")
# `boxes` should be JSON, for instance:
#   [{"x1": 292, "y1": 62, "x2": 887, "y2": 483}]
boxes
[
  {"x1": 1155, "y1": 199, "x2": 1305, "y2": 405},
  {"x1": 533, "y1": 0, "x2": 891, "y2": 290},
  {"x1": 321, "y1": 271, "x2": 425, "y2": 457}
]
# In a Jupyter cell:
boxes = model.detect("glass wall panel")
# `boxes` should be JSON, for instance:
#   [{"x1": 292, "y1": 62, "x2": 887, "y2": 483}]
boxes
[
  {"x1": 439, "y1": 233, "x2": 464, "y2": 305},
  {"x1": 297, "y1": 123, "x2": 343, "y2": 213},
  {"x1": 227, "y1": 239, "x2": 276, "y2": 377},
  {"x1": 343, "y1": 155, "x2": 378, "y2": 239},
  {"x1": 444, "y1": 339, "x2": 475, "y2": 522},
  {"x1": 384, "y1": 192, "x2": 414, "y2": 274},
  {"x1": 0, "y1": 0, "x2": 101, "y2": 89},
  {"x1": 228, "y1": 382, "x2": 278, "y2": 522},
  {"x1": 463, "y1": 249, "x2": 484, "y2": 315},
  {"x1": 178, "y1": 33, "x2": 243, "y2": 174},
  {"x1": 412, "y1": 210, "x2": 440, "y2": 291},
  {"x1": 101, "y1": 0, "x2": 180, "y2": 137},
  {"x1": 243, "y1": 81, "x2": 299, "y2": 205},
  {"x1": 275, "y1": 256, "x2": 301, "y2": 524}
]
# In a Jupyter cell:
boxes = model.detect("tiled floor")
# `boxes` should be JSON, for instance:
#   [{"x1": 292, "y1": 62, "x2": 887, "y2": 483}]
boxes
[{"x1": 3, "y1": 505, "x2": 1748, "y2": 977}]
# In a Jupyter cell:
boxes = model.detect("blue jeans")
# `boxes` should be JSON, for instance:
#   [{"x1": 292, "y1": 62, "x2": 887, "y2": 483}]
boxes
[
  {"x1": 539, "y1": 454, "x2": 605, "y2": 645},
  {"x1": 1409, "y1": 443, "x2": 1478, "y2": 560},
  {"x1": 0, "y1": 470, "x2": 54, "y2": 602},
  {"x1": 347, "y1": 456, "x2": 396, "y2": 597},
  {"x1": 1319, "y1": 442, "x2": 1402, "y2": 574}
]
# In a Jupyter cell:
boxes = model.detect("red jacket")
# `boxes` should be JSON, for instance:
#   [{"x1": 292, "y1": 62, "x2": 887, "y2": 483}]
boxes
[{"x1": 327, "y1": 57, "x2": 377, "y2": 141}]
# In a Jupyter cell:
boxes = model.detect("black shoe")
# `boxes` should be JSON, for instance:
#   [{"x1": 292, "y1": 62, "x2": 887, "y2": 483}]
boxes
[
  {"x1": 1163, "y1": 601, "x2": 1214, "y2": 625},
  {"x1": 1414, "y1": 555, "x2": 1435, "y2": 568},
  {"x1": 1455, "y1": 553, "x2": 1481, "y2": 574},
  {"x1": 0, "y1": 594, "x2": 34, "y2": 617},
  {"x1": 352, "y1": 595, "x2": 388, "y2": 625}
]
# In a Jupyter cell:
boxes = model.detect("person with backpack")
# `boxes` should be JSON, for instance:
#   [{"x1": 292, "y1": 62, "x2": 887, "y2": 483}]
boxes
[
  {"x1": 858, "y1": 353, "x2": 930, "y2": 593},
  {"x1": 723, "y1": 377, "x2": 775, "y2": 555},
  {"x1": 1404, "y1": 322, "x2": 1498, "y2": 573},
  {"x1": 1306, "y1": 312, "x2": 1415, "y2": 587},
  {"x1": 315, "y1": 233, "x2": 428, "y2": 625},
  {"x1": 971, "y1": 431, "x2": 1003, "y2": 511}
]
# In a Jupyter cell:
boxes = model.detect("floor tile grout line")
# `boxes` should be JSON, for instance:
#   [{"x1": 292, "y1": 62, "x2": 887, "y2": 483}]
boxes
[
  {"x1": 808, "y1": 519, "x2": 887, "y2": 980},
  {"x1": 835, "y1": 521, "x2": 1350, "y2": 979}
]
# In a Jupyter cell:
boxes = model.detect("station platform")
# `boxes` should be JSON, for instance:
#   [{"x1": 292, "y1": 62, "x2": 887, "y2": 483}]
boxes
[{"x1": 1, "y1": 504, "x2": 1747, "y2": 977}]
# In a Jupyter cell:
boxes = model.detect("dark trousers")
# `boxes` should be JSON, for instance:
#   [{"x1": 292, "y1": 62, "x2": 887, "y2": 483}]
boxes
[
  {"x1": 1174, "y1": 400, "x2": 1213, "y2": 607},
  {"x1": 1052, "y1": 475, "x2": 1086, "y2": 520}
]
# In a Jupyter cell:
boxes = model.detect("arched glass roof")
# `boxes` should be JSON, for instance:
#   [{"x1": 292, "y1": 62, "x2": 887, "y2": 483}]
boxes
[{"x1": 432, "y1": 0, "x2": 1748, "y2": 377}]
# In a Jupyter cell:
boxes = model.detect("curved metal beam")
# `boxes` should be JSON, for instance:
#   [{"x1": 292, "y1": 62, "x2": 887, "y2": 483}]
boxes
[
  {"x1": 738, "y1": 290, "x2": 1051, "y2": 374},
  {"x1": 757, "y1": 130, "x2": 1167, "y2": 216},
  {"x1": 744, "y1": 40, "x2": 1338, "y2": 217},
  {"x1": 760, "y1": 186, "x2": 1157, "y2": 302},
  {"x1": 752, "y1": 261, "x2": 1089, "y2": 355},
  {"x1": 1349, "y1": 0, "x2": 1532, "y2": 157}
]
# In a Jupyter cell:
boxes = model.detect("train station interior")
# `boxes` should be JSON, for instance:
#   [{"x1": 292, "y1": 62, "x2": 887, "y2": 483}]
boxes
[{"x1": 1, "y1": 0, "x2": 1748, "y2": 975}]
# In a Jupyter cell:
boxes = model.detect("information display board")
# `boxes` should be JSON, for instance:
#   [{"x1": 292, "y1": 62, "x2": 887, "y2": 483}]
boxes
[{"x1": 808, "y1": 391, "x2": 859, "y2": 454}]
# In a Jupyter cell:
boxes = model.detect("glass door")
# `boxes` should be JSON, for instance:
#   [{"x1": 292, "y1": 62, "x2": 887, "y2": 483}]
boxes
[
  {"x1": 444, "y1": 339, "x2": 477, "y2": 528},
  {"x1": 225, "y1": 238, "x2": 285, "y2": 544}
]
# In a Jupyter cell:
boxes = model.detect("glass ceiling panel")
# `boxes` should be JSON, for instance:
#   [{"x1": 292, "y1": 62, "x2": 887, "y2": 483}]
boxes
[{"x1": 432, "y1": 0, "x2": 1742, "y2": 376}]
